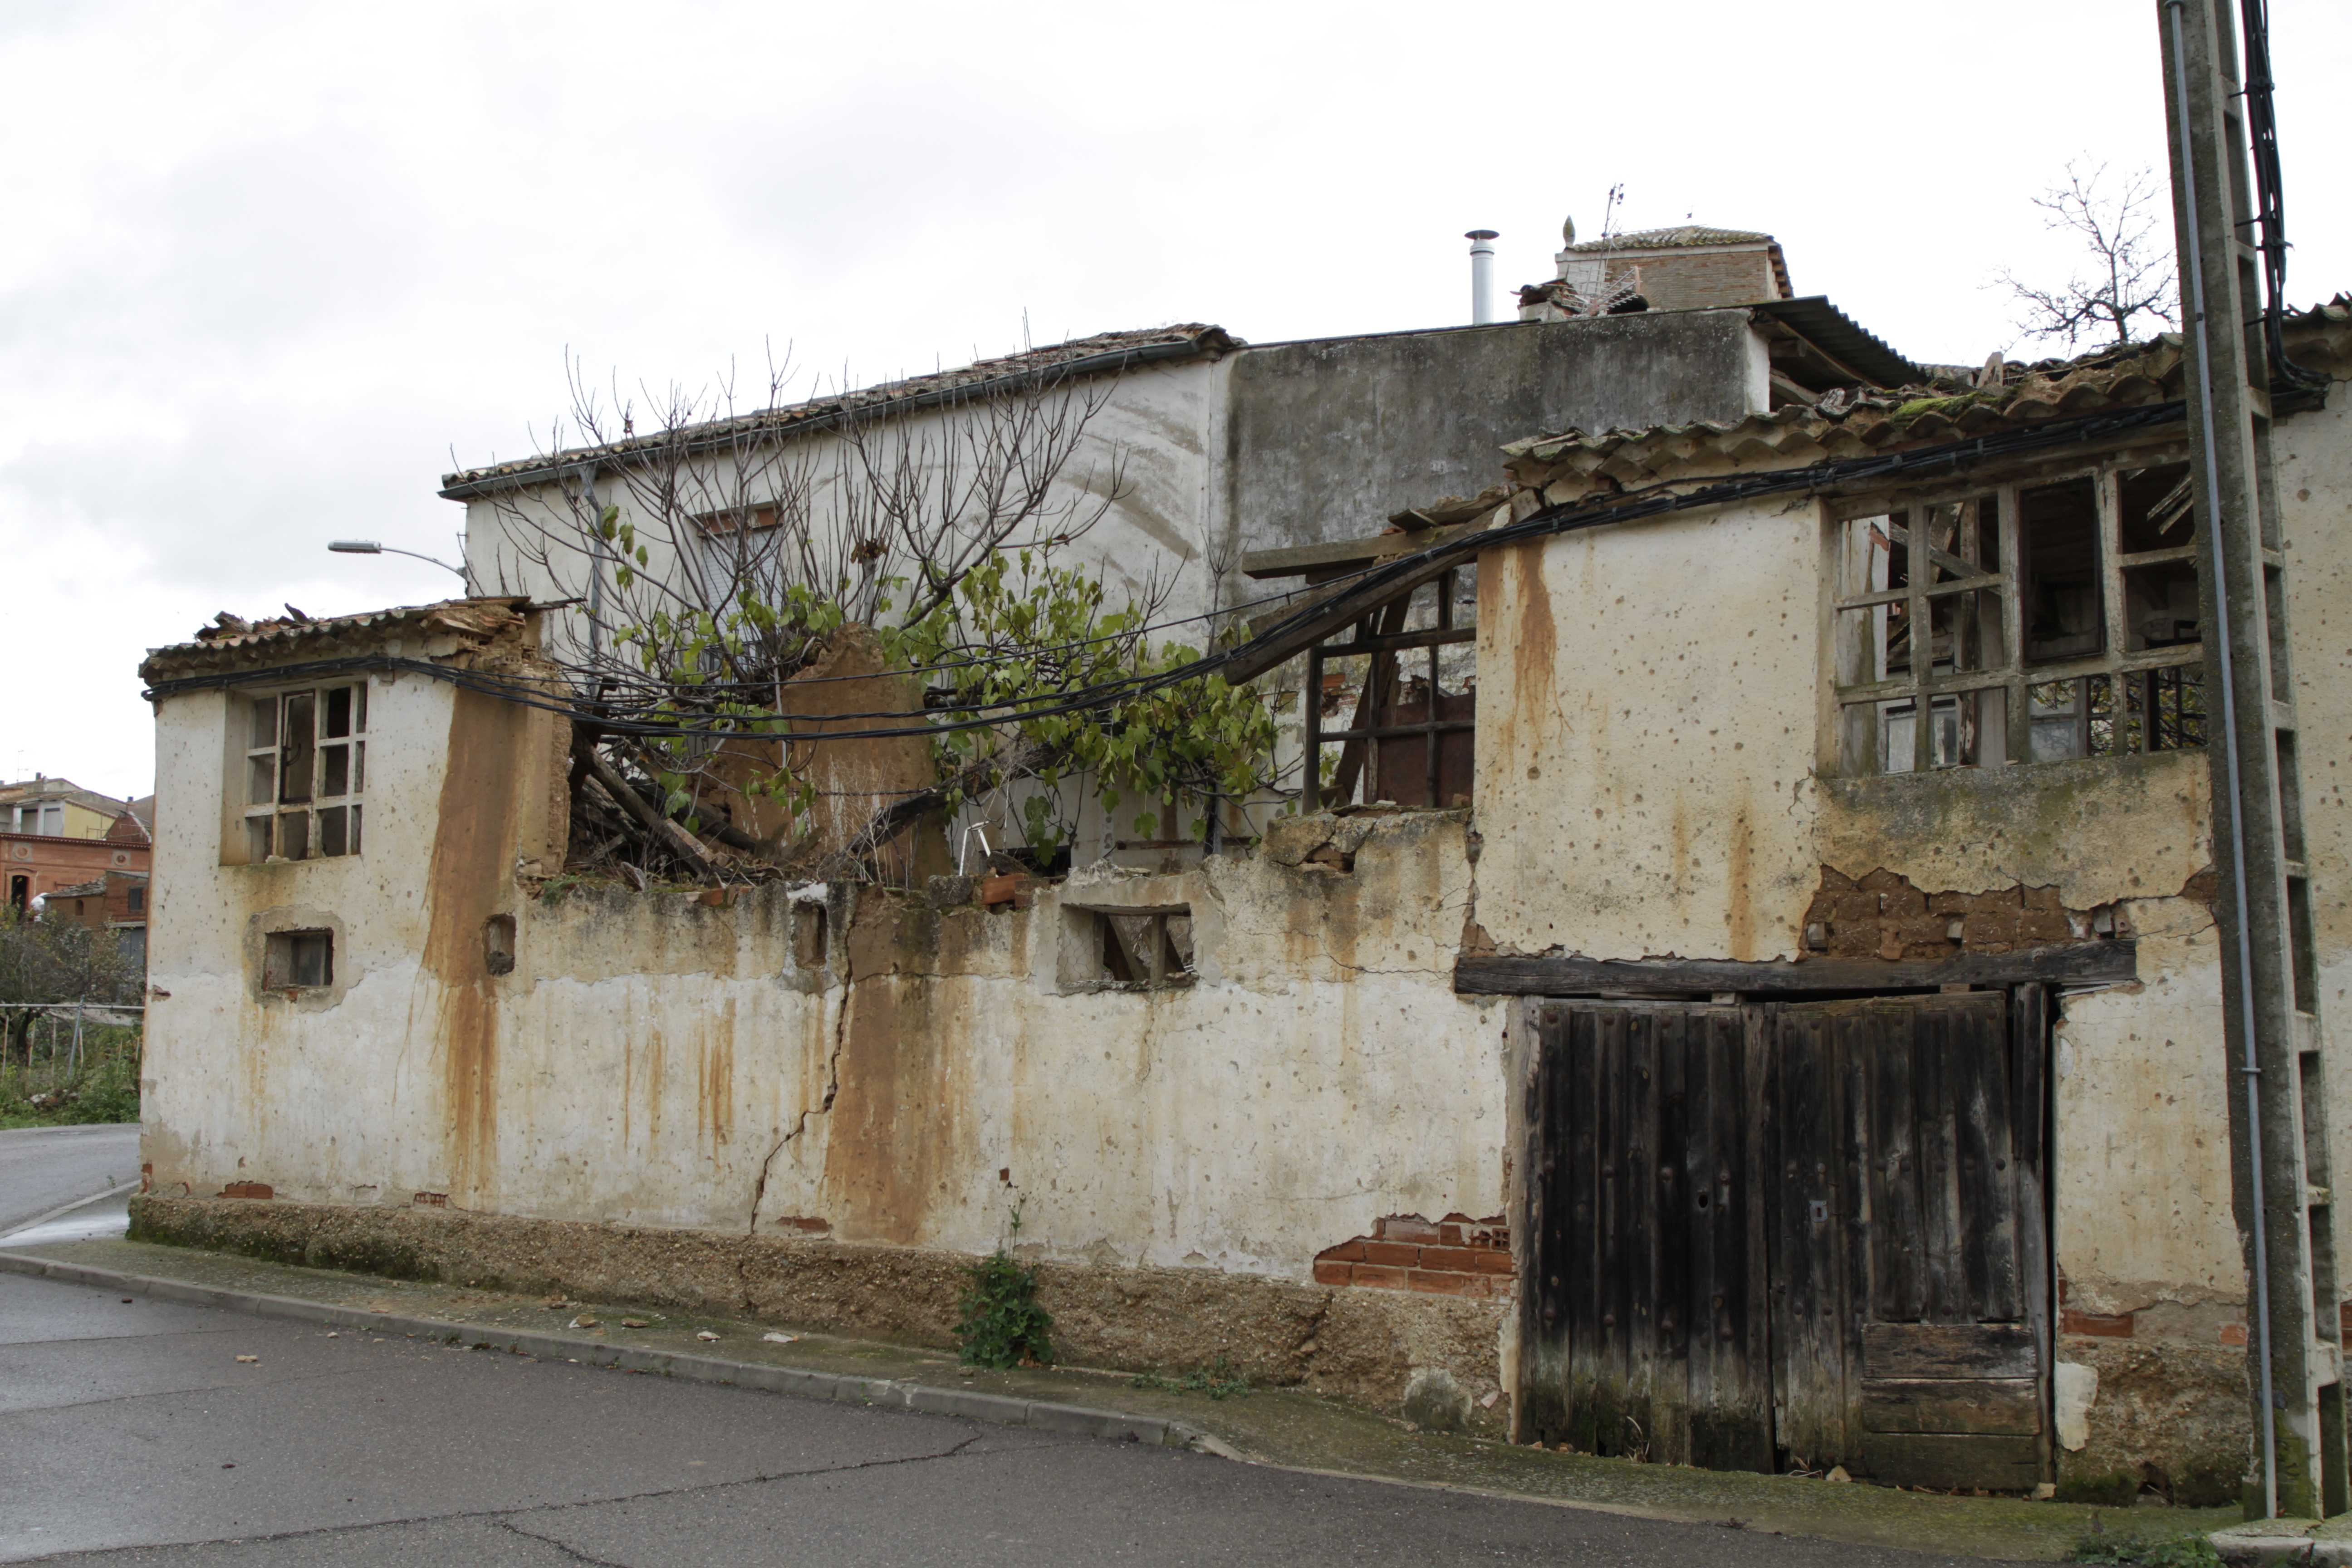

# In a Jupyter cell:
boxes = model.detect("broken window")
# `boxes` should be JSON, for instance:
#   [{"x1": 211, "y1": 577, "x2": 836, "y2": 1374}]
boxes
[
  {"x1": 1091, "y1": 908, "x2": 1195, "y2": 990},
  {"x1": 1831, "y1": 460, "x2": 2203, "y2": 775},
  {"x1": 237, "y1": 681, "x2": 368, "y2": 861},
  {"x1": 1303, "y1": 568, "x2": 1477, "y2": 809},
  {"x1": 262, "y1": 928, "x2": 334, "y2": 991}
]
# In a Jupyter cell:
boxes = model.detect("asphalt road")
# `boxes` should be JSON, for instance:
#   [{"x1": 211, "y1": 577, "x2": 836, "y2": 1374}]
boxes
[
  {"x1": 0, "y1": 1266, "x2": 1985, "y2": 1568},
  {"x1": 0, "y1": 1123, "x2": 140, "y2": 1239},
  {"x1": 0, "y1": 1134, "x2": 1970, "y2": 1568}
]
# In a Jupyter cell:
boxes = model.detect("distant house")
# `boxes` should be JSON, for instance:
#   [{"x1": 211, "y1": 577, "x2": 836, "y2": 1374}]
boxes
[{"x1": 1, "y1": 777, "x2": 154, "y2": 929}]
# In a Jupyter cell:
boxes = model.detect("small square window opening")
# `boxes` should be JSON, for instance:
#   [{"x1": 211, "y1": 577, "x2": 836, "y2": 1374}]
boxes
[
  {"x1": 1094, "y1": 910, "x2": 1196, "y2": 990},
  {"x1": 263, "y1": 929, "x2": 334, "y2": 992}
]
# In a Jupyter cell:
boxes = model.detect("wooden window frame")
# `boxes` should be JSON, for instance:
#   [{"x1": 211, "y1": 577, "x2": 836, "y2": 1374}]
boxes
[
  {"x1": 1827, "y1": 457, "x2": 2204, "y2": 777},
  {"x1": 236, "y1": 681, "x2": 369, "y2": 863},
  {"x1": 1302, "y1": 567, "x2": 1476, "y2": 810}
]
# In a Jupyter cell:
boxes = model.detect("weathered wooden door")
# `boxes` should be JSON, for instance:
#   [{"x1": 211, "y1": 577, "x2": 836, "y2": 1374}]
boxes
[
  {"x1": 1521, "y1": 989, "x2": 2050, "y2": 1490},
  {"x1": 1771, "y1": 990, "x2": 2051, "y2": 1490},
  {"x1": 1519, "y1": 1001, "x2": 1775, "y2": 1470}
]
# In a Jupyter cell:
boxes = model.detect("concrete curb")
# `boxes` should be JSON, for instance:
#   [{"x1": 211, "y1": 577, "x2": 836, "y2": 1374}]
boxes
[
  {"x1": 2210, "y1": 1534, "x2": 2349, "y2": 1568},
  {"x1": 0, "y1": 1250, "x2": 1204, "y2": 1453}
]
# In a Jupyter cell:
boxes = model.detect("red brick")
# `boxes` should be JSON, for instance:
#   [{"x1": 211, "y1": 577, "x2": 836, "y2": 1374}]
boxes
[
  {"x1": 412, "y1": 1191, "x2": 448, "y2": 1207},
  {"x1": 220, "y1": 1182, "x2": 274, "y2": 1200},
  {"x1": 1406, "y1": 1269, "x2": 1487, "y2": 1297},
  {"x1": 1419, "y1": 1246, "x2": 1482, "y2": 1274},
  {"x1": 1312, "y1": 1259, "x2": 1353, "y2": 1286},
  {"x1": 979, "y1": 873, "x2": 1029, "y2": 907},
  {"x1": 1472, "y1": 1250, "x2": 1516, "y2": 1275},
  {"x1": 2062, "y1": 1308, "x2": 2135, "y2": 1338},
  {"x1": 1317, "y1": 1239, "x2": 1368, "y2": 1264},
  {"x1": 1435, "y1": 1223, "x2": 1466, "y2": 1245},
  {"x1": 1362, "y1": 1241, "x2": 1422, "y2": 1268},
  {"x1": 1465, "y1": 1227, "x2": 1509, "y2": 1250},
  {"x1": 2220, "y1": 1323, "x2": 2249, "y2": 1348},
  {"x1": 1352, "y1": 1263, "x2": 1411, "y2": 1290},
  {"x1": 1379, "y1": 1217, "x2": 1444, "y2": 1245}
]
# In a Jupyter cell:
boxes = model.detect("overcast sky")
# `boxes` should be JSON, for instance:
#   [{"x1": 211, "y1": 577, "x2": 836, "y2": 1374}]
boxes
[{"x1": 4, "y1": 0, "x2": 2347, "y2": 800}]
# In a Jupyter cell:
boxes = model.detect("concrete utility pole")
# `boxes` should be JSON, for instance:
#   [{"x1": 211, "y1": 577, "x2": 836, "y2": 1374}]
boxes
[{"x1": 2157, "y1": 0, "x2": 2343, "y2": 1521}]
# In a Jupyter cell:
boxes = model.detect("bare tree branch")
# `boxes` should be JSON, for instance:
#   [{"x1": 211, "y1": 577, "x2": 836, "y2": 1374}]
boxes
[{"x1": 1994, "y1": 161, "x2": 2180, "y2": 353}]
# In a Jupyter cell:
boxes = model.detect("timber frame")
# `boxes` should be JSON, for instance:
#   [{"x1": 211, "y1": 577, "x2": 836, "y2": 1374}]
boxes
[{"x1": 1456, "y1": 941, "x2": 2136, "y2": 998}]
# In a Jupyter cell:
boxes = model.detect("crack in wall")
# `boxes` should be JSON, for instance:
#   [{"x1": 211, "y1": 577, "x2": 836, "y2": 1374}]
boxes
[{"x1": 746, "y1": 912, "x2": 854, "y2": 1238}]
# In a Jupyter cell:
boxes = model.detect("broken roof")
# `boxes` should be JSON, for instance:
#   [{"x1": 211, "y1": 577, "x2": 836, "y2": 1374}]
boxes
[
  {"x1": 439, "y1": 324, "x2": 1242, "y2": 499},
  {"x1": 140, "y1": 598, "x2": 536, "y2": 684},
  {"x1": 1501, "y1": 295, "x2": 2352, "y2": 503}
]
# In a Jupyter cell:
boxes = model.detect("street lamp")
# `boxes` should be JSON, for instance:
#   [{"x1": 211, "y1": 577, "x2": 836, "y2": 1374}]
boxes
[{"x1": 327, "y1": 540, "x2": 475, "y2": 594}]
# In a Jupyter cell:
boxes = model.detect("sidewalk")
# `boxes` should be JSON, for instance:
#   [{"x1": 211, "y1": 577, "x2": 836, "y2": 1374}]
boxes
[{"x1": 0, "y1": 1233, "x2": 2236, "y2": 1562}]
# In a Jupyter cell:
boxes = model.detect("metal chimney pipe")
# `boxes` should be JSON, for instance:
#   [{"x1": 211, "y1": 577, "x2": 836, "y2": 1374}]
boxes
[{"x1": 1466, "y1": 230, "x2": 1499, "y2": 324}]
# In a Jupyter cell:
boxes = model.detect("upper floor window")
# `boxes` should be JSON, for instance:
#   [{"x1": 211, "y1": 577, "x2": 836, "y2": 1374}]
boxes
[
  {"x1": 239, "y1": 682, "x2": 367, "y2": 861},
  {"x1": 1830, "y1": 460, "x2": 2202, "y2": 776},
  {"x1": 8, "y1": 804, "x2": 63, "y2": 835}
]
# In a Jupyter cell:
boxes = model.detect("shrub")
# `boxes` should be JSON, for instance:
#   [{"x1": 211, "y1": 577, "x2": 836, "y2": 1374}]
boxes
[{"x1": 954, "y1": 1250, "x2": 1053, "y2": 1369}]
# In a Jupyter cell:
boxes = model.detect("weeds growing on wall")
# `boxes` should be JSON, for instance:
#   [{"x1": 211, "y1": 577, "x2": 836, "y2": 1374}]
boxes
[{"x1": 953, "y1": 1250, "x2": 1054, "y2": 1370}]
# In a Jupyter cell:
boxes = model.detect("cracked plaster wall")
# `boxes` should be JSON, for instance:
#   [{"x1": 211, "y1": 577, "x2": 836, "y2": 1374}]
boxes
[
  {"x1": 142, "y1": 798, "x2": 1505, "y2": 1289},
  {"x1": 1462, "y1": 485, "x2": 2283, "y2": 1463}
]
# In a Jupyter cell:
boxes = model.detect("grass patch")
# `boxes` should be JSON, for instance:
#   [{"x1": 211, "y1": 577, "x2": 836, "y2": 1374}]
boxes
[
  {"x1": 2072, "y1": 1529, "x2": 2225, "y2": 1568},
  {"x1": 1131, "y1": 1356, "x2": 1251, "y2": 1401}
]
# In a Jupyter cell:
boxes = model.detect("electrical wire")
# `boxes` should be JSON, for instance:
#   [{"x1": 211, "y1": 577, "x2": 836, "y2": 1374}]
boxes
[
  {"x1": 150, "y1": 400, "x2": 2196, "y2": 740},
  {"x1": 2236, "y1": 0, "x2": 2329, "y2": 392}
]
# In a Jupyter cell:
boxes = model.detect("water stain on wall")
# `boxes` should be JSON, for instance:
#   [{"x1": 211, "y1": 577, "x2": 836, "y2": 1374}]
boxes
[{"x1": 422, "y1": 690, "x2": 527, "y2": 1204}]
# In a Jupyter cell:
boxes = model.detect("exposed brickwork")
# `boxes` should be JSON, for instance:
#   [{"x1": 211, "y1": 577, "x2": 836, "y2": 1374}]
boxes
[
  {"x1": 2063, "y1": 1308, "x2": 2136, "y2": 1338},
  {"x1": 2221, "y1": 1322, "x2": 2249, "y2": 1348},
  {"x1": 1804, "y1": 867, "x2": 2112, "y2": 962},
  {"x1": 413, "y1": 1192, "x2": 448, "y2": 1207},
  {"x1": 1314, "y1": 1214, "x2": 1512, "y2": 1299},
  {"x1": 219, "y1": 1182, "x2": 274, "y2": 1200}
]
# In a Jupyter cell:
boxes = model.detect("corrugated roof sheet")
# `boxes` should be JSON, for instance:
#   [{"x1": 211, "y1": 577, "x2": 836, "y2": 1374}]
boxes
[
  {"x1": 1749, "y1": 296, "x2": 1924, "y2": 387},
  {"x1": 440, "y1": 324, "x2": 1240, "y2": 496},
  {"x1": 1501, "y1": 295, "x2": 2352, "y2": 503}
]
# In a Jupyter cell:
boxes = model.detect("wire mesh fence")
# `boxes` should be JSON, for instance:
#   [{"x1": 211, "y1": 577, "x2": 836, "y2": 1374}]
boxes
[{"x1": 0, "y1": 1002, "x2": 143, "y2": 1126}]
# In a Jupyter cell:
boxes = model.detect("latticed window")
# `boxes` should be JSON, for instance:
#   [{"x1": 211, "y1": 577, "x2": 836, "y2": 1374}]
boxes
[
  {"x1": 1830, "y1": 460, "x2": 2204, "y2": 775},
  {"x1": 238, "y1": 682, "x2": 368, "y2": 861}
]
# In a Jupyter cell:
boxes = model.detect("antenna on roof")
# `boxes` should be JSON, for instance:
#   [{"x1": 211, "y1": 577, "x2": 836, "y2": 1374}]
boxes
[{"x1": 1599, "y1": 184, "x2": 1625, "y2": 243}]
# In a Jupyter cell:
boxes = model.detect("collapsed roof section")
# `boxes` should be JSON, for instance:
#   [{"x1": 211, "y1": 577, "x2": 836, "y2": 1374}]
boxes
[
  {"x1": 140, "y1": 598, "x2": 540, "y2": 687},
  {"x1": 1503, "y1": 295, "x2": 2352, "y2": 506}
]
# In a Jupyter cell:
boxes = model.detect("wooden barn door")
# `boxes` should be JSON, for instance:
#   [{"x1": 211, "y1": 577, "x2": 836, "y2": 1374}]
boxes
[
  {"x1": 1520, "y1": 989, "x2": 2052, "y2": 1490},
  {"x1": 1769, "y1": 989, "x2": 2052, "y2": 1490},
  {"x1": 1519, "y1": 1001, "x2": 1775, "y2": 1470}
]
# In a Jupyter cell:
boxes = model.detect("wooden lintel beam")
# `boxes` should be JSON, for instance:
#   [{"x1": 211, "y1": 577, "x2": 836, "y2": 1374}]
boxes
[
  {"x1": 1241, "y1": 518, "x2": 1486, "y2": 582},
  {"x1": 1453, "y1": 941, "x2": 2137, "y2": 997}
]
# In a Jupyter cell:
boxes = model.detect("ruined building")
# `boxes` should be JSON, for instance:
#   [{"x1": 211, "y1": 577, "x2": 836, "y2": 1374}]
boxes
[{"x1": 127, "y1": 223, "x2": 2352, "y2": 1504}]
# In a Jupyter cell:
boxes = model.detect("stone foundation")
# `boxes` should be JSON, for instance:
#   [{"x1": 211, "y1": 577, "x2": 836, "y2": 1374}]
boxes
[
  {"x1": 2054, "y1": 1333, "x2": 2251, "y2": 1508},
  {"x1": 128, "y1": 1195, "x2": 1508, "y2": 1431}
]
